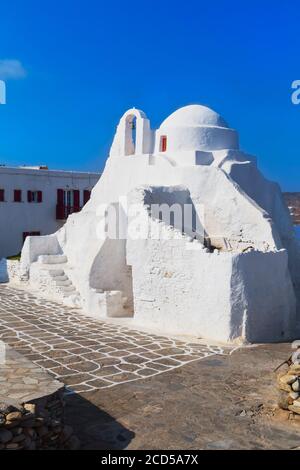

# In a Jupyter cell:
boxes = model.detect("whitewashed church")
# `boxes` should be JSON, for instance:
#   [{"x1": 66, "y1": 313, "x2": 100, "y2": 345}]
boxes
[{"x1": 13, "y1": 105, "x2": 300, "y2": 343}]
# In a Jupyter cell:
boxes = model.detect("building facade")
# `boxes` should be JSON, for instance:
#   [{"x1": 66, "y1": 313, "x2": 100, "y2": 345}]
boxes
[
  {"x1": 0, "y1": 166, "x2": 100, "y2": 258},
  {"x1": 284, "y1": 192, "x2": 300, "y2": 225}
]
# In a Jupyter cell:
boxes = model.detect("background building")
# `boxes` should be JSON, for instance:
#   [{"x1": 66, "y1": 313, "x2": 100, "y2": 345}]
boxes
[
  {"x1": 284, "y1": 192, "x2": 300, "y2": 225},
  {"x1": 0, "y1": 166, "x2": 100, "y2": 258}
]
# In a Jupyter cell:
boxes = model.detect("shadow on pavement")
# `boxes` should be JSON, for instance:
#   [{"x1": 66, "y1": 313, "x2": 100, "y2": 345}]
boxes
[{"x1": 65, "y1": 392, "x2": 135, "y2": 450}]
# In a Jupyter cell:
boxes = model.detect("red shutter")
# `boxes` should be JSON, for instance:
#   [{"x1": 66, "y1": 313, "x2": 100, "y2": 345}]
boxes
[
  {"x1": 56, "y1": 189, "x2": 64, "y2": 219},
  {"x1": 0, "y1": 189, "x2": 4, "y2": 202},
  {"x1": 37, "y1": 191, "x2": 42, "y2": 203},
  {"x1": 27, "y1": 191, "x2": 32, "y2": 203},
  {"x1": 73, "y1": 190, "x2": 80, "y2": 211},
  {"x1": 83, "y1": 190, "x2": 91, "y2": 205},
  {"x1": 57, "y1": 189, "x2": 64, "y2": 205},
  {"x1": 56, "y1": 205, "x2": 65, "y2": 220},
  {"x1": 14, "y1": 190, "x2": 22, "y2": 202},
  {"x1": 161, "y1": 136, "x2": 167, "y2": 152}
]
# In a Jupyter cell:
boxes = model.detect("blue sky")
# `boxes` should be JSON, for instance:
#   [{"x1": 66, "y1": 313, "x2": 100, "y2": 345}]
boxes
[{"x1": 0, "y1": 0, "x2": 299, "y2": 190}]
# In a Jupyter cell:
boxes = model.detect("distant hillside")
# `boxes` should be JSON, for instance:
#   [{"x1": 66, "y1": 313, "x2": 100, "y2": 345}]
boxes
[{"x1": 283, "y1": 192, "x2": 300, "y2": 225}]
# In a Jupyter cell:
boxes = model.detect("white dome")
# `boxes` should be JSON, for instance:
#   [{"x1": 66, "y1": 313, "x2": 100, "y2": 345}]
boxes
[{"x1": 160, "y1": 104, "x2": 229, "y2": 129}]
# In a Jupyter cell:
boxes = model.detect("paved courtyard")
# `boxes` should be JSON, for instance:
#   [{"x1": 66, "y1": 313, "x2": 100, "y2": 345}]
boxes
[
  {"x1": 1, "y1": 284, "x2": 300, "y2": 450},
  {"x1": 0, "y1": 285, "x2": 231, "y2": 394}
]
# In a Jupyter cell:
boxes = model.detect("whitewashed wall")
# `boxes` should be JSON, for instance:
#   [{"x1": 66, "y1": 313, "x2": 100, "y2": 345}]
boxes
[{"x1": 0, "y1": 167, "x2": 99, "y2": 258}]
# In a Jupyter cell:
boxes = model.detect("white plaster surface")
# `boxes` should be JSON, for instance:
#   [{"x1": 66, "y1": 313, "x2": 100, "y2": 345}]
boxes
[{"x1": 19, "y1": 104, "x2": 300, "y2": 343}]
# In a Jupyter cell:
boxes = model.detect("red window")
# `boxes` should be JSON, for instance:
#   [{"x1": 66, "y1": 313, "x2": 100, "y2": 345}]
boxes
[
  {"x1": 56, "y1": 189, "x2": 81, "y2": 220},
  {"x1": 23, "y1": 231, "x2": 40, "y2": 242},
  {"x1": 57, "y1": 188, "x2": 64, "y2": 205},
  {"x1": 83, "y1": 190, "x2": 91, "y2": 205},
  {"x1": 0, "y1": 189, "x2": 4, "y2": 202},
  {"x1": 73, "y1": 190, "x2": 80, "y2": 211},
  {"x1": 27, "y1": 190, "x2": 43, "y2": 203},
  {"x1": 14, "y1": 190, "x2": 22, "y2": 202},
  {"x1": 161, "y1": 135, "x2": 167, "y2": 152}
]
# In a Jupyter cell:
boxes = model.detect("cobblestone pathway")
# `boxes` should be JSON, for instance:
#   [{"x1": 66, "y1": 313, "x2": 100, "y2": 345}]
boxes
[{"x1": 0, "y1": 285, "x2": 233, "y2": 393}]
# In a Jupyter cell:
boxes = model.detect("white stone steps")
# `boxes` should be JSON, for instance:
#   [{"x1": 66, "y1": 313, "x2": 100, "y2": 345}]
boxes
[
  {"x1": 60, "y1": 285, "x2": 76, "y2": 293},
  {"x1": 53, "y1": 279, "x2": 72, "y2": 287},
  {"x1": 51, "y1": 274, "x2": 68, "y2": 281},
  {"x1": 30, "y1": 254, "x2": 80, "y2": 308},
  {"x1": 47, "y1": 269, "x2": 65, "y2": 277},
  {"x1": 38, "y1": 255, "x2": 68, "y2": 265}
]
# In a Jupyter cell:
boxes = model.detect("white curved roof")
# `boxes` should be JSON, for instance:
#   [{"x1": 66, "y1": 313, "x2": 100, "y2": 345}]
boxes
[{"x1": 160, "y1": 104, "x2": 229, "y2": 129}]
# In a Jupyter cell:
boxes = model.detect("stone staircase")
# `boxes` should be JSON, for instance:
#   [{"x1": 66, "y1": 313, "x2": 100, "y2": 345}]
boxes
[{"x1": 29, "y1": 254, "x2": 81, "y2": 307}]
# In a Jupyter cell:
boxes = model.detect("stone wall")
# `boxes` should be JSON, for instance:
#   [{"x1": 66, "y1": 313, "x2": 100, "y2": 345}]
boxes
[
  {"x1": 0, "y1": 343, "x2": 79, "y2": 450},
  {"x1": 0, "y1": 390, "x2": 79, "y2": 450},
  {"x1": 277, "y1": 363, "x2": 300, "y2": 422}
]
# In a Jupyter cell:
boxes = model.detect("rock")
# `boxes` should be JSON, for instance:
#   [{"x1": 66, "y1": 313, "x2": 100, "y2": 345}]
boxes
[
  {"x1": 278, "y1": 381, "x2": 292, "y2": 393},
  {"x1": 292, "y1": 380, "x2": 300, "y2": 392},
  {"x1": 289, "y1": 364, "x2": 300, "y2": 373},
  {"x1": 34, "y1": 417, "x2": 45, "y2": 427},
  {"x1": 5, "y1": 442, "x2": 22, "y2": 450},
  {"x1": 12, "y1": 426, "x2": 23, "y2": 436},
  {"x1": 5, "y1": 420, "x2": 21, "y2": 429},
  {"x1": 289, "y1": 391, "x2": 300, "y2": 401},
  {"x1": 0, "y1": 428, "x2": 13, "y2": 443},
  {"x1": 65, "y1": 435, "x2": 80, "y2": 450},
  {"x1": 278, "y1": 391, "x2": 290, "y2": 410},
  {"x1": 60, "y1": 425, "x2": 73, "y2": 443},
  {"x1": 6, "y1": 411, "x2": 22, "y2": 421},
  {"x1": 24, "y1": 427, "x2": 36, "y2": 439},
  {"x1": 28, "y1": 440, "x2": 36, "y2": 450},
  {"x1": 21, "y1": 419, "x2": 36, "y2": 428},
  {"x1": 280, "y1": 374, "x2": 297, "y2": 385},
  {"x1": 23, "y1": 403, "x2": 36, "y2": 414},
  {"x1": 0, "y1": 403, "x2": 15, "y2": 415},
  {"x1": 36, "y1": 426, "x2": 48, "y2": 437},
  {"x1": 288, "y1": 405, "x2": 300, "y2": 415},
  {"x1": 12, "y1": 433, "x2": 26, "y2": 443},
  {"x1": 293, "y1": 398, "x2": 300, "y2": 407},
  {"x1": 0, "y1": 414, "x2": 5, "y2": 426},
  {"x1": 23, "y1": 436, "x2": 32, "y2": 449}
]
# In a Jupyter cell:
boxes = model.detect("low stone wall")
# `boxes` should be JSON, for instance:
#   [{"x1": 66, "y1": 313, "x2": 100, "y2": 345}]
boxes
[
  {"x1": 0, "y1": 259, "x2": 22, "y2": 284},
  {"x1": 0, "y1": 343, "x2": 80, "y2": 450},
  {"x1": 277, "y1": 363, "x2": 300, "y2": 421},
  {"x1": 0, "y1": 392, "x2": 79, "y2": 450},
  {"x1": 6, "y1": 260, "x2": 21, "y2": 283}
]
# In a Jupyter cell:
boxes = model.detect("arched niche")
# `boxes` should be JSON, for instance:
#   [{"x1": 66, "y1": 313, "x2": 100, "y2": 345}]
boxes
[
  {"x1": 109, "y1": 108, "x2": 153, "y2": 158},
  {"x1": 124, "y1": 114, "x2": 137, "y2": 155}
]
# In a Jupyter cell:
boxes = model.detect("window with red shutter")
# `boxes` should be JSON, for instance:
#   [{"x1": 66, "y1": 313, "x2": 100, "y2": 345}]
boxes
[
  {"x1": 14, "y1": 190, "x2": 22, "y2": 202},
  {"x1": 56, "y1": 189, "x2": 65, "y2": 219},
  {"x1": 0, "y1": 189, "x2": 4, "y2": 202},
  {"x1": 27, "y1": 190, "x2": 42, "y2": 203},
  {"x1": 57, "y1": 189, "x2": 64, "y2": 205},
  {"x1": 83, "y1": 190, "x2": 91, "y2": 205},
  {"x1": 73, "y1": 190, "x2": 80, "y2": 212}
]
